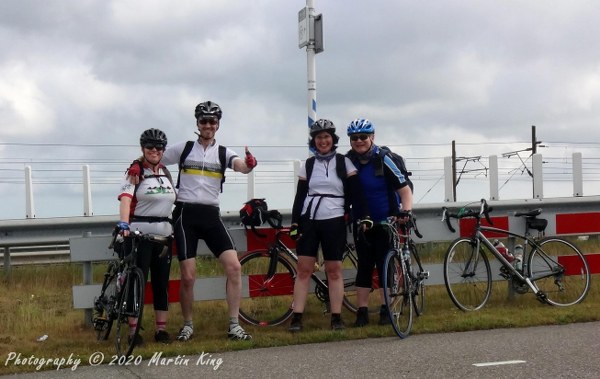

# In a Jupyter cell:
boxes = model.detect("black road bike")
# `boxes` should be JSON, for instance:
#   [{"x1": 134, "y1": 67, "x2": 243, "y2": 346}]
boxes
[
  {"x1": 93, "y1": 228, "x2": 168, "y2": 357},
  {"x1": 381, "y1": 212, "x2": 428, "y2": 339},
  {"x1": 238, "y1": 223, "x2": 374, "y2": 326}
]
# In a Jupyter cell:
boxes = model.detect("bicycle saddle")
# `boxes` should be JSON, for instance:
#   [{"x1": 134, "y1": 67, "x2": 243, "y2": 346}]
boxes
[{"x1": 514, "y1": 208, "x2": 542, "y2": 218}]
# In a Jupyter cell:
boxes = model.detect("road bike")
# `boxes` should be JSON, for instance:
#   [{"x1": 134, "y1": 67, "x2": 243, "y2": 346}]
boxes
[
  {"x1": 381, "y1": 212, "x2": 428, "y2": 339},
  {"x1": 441, "y1": 199, "x2": 590, "y2": 311},
  {"x1": 238, "y1": 223, "x2": 374, "y2": 326},
  {"x1": 92, "y1": 228, "x2": 169, "y2": 357}
]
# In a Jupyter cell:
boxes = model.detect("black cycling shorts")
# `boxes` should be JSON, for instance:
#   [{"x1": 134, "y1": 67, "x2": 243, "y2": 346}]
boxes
[
  {"x1": 296, "y1": 216, "x2": 346, "y2": 261},
  {"x1": 172, "y1": 203, "x2": 235, "y2": 261}
]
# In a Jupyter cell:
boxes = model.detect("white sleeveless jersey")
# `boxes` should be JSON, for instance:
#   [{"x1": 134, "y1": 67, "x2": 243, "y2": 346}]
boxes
[{"x1": 162, "y1": 140, "x2": 239, "y2": 206}]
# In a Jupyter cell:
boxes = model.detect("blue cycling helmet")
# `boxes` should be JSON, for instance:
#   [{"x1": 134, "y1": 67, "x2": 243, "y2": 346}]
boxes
[{"x1": 347, "y1": 118, "x2": 375, "y2": 135}]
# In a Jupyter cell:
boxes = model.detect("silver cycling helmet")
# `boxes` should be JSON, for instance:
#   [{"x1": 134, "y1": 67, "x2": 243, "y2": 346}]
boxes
[{"x1": 194, "y1": 101, "x2": 223, "y2": 120}]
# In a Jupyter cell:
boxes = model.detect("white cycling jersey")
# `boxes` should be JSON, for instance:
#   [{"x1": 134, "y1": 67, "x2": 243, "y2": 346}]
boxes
[
  {"x1": 298, "y1": 156, "x2": 357, "y2": 220},
  {"x1": 118, "y1": 164, "x2": 175, "y2": 236},
  {"x1": 162, "y1": 139, "x2": 240, "y2": 206}
]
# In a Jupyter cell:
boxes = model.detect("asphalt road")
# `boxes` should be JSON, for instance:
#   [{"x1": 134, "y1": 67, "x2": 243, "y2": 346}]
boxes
[{"x1": 4, "y1": 321, "x2": 600, "y2": 378}]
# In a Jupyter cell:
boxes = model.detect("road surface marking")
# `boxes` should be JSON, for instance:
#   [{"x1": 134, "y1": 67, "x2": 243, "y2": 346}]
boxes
[{"x1": 473, "y1": 360, "x2": 526, "y2": 367}]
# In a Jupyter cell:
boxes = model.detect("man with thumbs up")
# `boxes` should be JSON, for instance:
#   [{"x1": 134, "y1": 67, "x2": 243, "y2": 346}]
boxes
[{"x1": 129, "y1": 101, "x2": 257, "y2": 342}]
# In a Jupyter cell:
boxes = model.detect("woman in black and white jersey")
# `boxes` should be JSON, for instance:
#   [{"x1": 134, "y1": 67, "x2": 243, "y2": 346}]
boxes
[
  {"x1": 117, "y1": 128, "x2": 176, "y2": 345},
  {"x1": 288, "y1": 119, "x2": 371, "y2": 332}
]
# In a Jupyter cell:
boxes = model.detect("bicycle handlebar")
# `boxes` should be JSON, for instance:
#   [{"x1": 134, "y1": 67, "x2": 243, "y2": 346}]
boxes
[
  {"x1": 385, "y1": 212, "x2": 423, "y2": 239},
  {"x1": 108, "y1": 226, "x2": 171, "y2": 257},
  {"x1": 441, "y1": 199, "x2": 494, "y2": 233}
]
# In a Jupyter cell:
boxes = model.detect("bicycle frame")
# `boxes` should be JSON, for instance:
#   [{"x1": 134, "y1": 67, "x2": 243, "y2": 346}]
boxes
[
  {"x1": 443, "y1": 199, "x2": 590, "y2": 311},
  {"x1": 450, "y1": 200, "x2": 572, "y2": 299},
  {"x1": 471, "y1": 226, "x2": 541, "y2": 294}
]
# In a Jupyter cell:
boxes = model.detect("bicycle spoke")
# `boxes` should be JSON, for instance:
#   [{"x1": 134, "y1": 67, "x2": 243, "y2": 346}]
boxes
[
  {"x1": 342, "y1": 243, "x2": 381, "y2": 314},
  {"x1": 239, "y1": 250, "x2": 295, "y2": 326},
  {"x1": 529, "y1": 238, "x2": 590, "y2": 306},
  {"x1": 93, "y1": 262, "x2": 119, "y2": 340},
  {"x1": 115, "y1": 268, "x2": 145, "y2": 357},
  {"x1": 383, "y1": 251, "x2": 413, "y2": 338},
  {"x1": 444, "y1": 238, "x2": 491, "y2": 311},
  {"x1": 409, "y1": 243, "x2": 426, "y2": 316}
]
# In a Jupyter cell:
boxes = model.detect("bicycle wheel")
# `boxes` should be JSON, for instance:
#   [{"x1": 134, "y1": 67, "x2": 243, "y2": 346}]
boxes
[
  {"x1": 444, "y1": 238, "x2": 492, "y2": 311},
  {"x1": 341, "y1": 243, "x2": 380, "y2": 314},
  {"x1": 93, "y1": 261, "x2": 119, "y2": 340},
  {"x1": 528, "y1": 237, "x2": 590, "y2": 306},
  {"x1": 409, "y1": 242, "x2": 426, "y2": 316},
  {"x1": 383, "y1": 250, "x2": 413, "y2": 339},
  {"x1": 115, "y1": 267, "x2": 145, "y2": 357},
  {"x1": 239, "y1": 249, "x2": 296, "y2": 326}
]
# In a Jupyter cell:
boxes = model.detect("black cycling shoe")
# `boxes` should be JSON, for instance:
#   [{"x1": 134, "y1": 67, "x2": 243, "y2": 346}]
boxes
[
  {"x1": 288, "y1": 319, "x2": 303, "y2": 333},
  {"x1": 354, "y1": 307, "x2": 369, "y2": 327},
  {"x1": 128, "y1": 333, "x2": 145, "y2": 347},
  {"x1": 378, "y1": 305, "x2": 391, "y2": 325},
  {"x1": 331, "y1": 318, "x2": 346, "y2": 331},
  {"x1": 154, "y1": 330, "x2": 171, "y2": 344}
]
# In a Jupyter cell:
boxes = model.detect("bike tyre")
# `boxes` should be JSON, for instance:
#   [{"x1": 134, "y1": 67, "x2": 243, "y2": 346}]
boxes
[
  {"x1": 94, "y1": 261, "x2": 120, "y2": 341},
  {"x1": 528, "y1": 237, "x2": 590, "y2": 306},
  {"x1": 238, "y1": 250, "x2": 296, "y2": 326},
  {"x1": 341, "y1": 243, "x2": 380, "y2": 314},
  {"x1": 383, "y1": 250, "x2": 413, "y2": 339},
  {"x1": 115, "y1": 267, "x2": 145, "y2": 357},
  {"x1": 443, "y1": 238, "x2": 492, "y2": 311},
  {"x1": 409, "y1": 242, "x2": 426, "y2": 316}
]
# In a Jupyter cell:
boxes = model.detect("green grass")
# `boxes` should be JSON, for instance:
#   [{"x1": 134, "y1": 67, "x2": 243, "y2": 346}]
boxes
[{"x1": 1, "y1": 243, "x2": 599, "y2": 374}]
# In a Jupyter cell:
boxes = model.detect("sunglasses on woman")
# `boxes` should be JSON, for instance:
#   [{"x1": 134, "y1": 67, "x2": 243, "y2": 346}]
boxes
[
  {"x1": 350, "y1": 134, "x2": 370, "y2": 142},
  {"x1": 143, "y1": 143, "x2": 165, "y2": 151}
]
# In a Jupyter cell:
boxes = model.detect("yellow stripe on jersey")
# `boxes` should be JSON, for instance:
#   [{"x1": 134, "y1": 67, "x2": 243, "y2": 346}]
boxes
[{"x1": 183, "y1": 168, "x2": 224, "y2": 179}]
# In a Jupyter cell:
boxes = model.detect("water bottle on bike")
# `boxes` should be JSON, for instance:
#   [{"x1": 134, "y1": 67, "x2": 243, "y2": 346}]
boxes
[
  {"x1": 493, "y1": 239, "x2": 514, "y2": 263},
  {"x1": 513, "y1": 244, "x2": 524, "y2": 271}
]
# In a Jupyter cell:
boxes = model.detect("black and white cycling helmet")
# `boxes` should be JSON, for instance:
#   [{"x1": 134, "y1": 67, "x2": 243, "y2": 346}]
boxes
[
  {"x1": 139, "y1": 128, "x2": 168, "y2": 147},
  {"x1": 309, "y1": 119, "x2": 339, "y2": 149},
  {"x1": 310, "y1": 119, "x2": 336, "y2": 137},
  {"x1": 195, "y1": 101, "x2": 223, "y2": 120}
]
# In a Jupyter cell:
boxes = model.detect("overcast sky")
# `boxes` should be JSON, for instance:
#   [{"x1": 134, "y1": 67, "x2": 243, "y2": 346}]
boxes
[{"x1": 2, "y1": 1, "x2": 600, "y2": 220}]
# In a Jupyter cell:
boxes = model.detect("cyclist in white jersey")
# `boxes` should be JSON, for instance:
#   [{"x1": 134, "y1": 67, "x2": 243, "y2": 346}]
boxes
[
  {"x1": 117, "y1": 128, "x2": 176, "y2": 345},
  {"x1": 130, "y1": 101, "x2": 257, "y2": 341},
  {"x1": 288, "y1": 119, "x2": 371, "y2": 332}
]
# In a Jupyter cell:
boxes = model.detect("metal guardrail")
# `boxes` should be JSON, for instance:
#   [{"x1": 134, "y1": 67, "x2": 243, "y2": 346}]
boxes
[
  {"x1": 0, "y1": 246, "x2": 70, "y2": 267},
  {"x1": 3, "y1": 195, "x2": 600, "y2": 278}
]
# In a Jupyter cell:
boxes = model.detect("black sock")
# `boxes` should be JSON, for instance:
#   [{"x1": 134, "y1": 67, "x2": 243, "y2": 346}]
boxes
[
  {"x1": 292, "y1": 312, "x2": 303, "y2": 322},
  {"x1": 331, "y1": 313, "x2": 341, "y2": 322}
]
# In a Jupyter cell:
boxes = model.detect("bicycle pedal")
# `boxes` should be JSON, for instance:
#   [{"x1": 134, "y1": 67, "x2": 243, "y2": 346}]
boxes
[
  {"x1": 419, "y1": 271, "x2": 430, "y2": 280},
  {"x1": 535, "y1": 291, "x2": 547, "y2": 304},
  {"x1": 93, "y1": 318, "x2": 108, "y2": 331}
]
